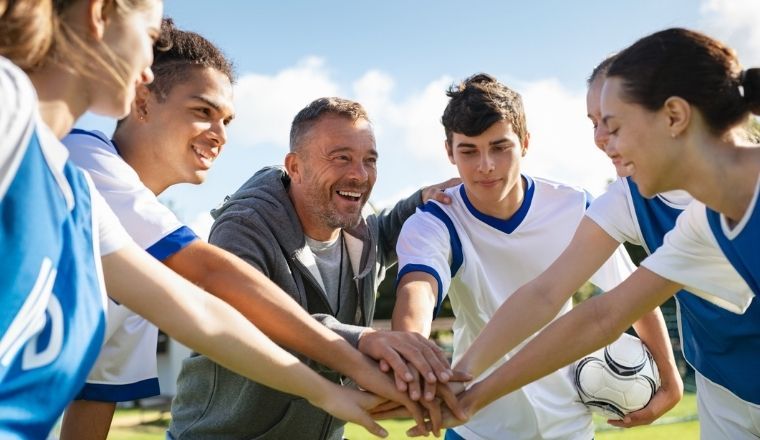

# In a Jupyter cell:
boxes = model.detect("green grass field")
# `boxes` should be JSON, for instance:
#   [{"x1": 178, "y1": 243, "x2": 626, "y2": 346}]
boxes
[{"x1": 107, "y1": 393, "x2": 699, "y2": 439}]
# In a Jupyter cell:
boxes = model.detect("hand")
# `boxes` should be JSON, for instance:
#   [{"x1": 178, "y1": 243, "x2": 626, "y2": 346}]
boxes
[
  {"x1": 316, "y1": 386, "x2": 389, "y2": 438},
  {"x1": 421, "y1": 178, "x2": 461, "y2": 205},
  {"x1": 405, "y1": 384, "x2": 476, "y2": 437},
  {"x1": 358, "y1": 330, "x2": 452, "y2": 392},
  {"x1": 607, "y1": 371, "x2": 683, "y2": 428},
  {"x1": 349, "y1": 355, "x2": 429, "y2": 433}
]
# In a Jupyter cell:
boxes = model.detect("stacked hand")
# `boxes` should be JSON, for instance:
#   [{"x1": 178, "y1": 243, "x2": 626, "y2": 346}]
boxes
[{"x1": 356, "y1": 330, "x2": 472, "y2": 436}]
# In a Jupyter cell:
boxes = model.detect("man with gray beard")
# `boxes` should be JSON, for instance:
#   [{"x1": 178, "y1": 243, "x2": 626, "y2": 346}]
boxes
[{"x1": 168, "y1": 97, "x2": 461, "y2": 439}]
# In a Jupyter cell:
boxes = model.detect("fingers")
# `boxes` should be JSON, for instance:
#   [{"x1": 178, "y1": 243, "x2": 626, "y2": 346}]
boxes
[
  {"x1": 354, "y1": 413, "x2": 389, "y2": 438},
  {"x1": 420, "y1": 397, "x2": 442, "y2": 437},
  {"x1": 447, "y1": 369, "x2": 473, "y2": 383},
  {"x1": 436, "y1": 383, "x2": 468, "y2": 421}
]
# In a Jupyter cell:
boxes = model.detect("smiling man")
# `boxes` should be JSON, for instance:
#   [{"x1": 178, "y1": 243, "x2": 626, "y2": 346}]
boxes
[
  {"x1": 391, "y1": 73, "x2": 647, "y2": 440},
  {"x1": 167, "y1": 97, "x2": 461, "y2": 439},
  {"x1": 59, "y1": 22, "x2": 443, "y2": 440}
]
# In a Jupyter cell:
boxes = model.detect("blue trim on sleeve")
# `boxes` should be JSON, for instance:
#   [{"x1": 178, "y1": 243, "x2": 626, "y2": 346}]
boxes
[
  {"x1": 444, "y1": 428, "x2": 467, "y2": 440},
  {"x1": 75, "y1": 377, "x2": 160, "y2": 402},
  {"x1": 583, "y1": 189, "x2": 595, "y2": 210},
  {"x1": 419, "y1": 203, "x2": 463, "y2": 277},
  {"x1": 460, "y1": 174, "x2": 535, "y2": 234},
  {"x1": 69, "y1": 128, "x2": 111, "y2": 145},
  {"x1": 397, "y1": 264, "x2": 445, "y2": 318},
  {"x1": 146, "y1": 226, "x2": 199, "y2": 261}
]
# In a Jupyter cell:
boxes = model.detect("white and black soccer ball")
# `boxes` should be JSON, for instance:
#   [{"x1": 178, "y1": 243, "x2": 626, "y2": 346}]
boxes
[{"x1": 574, "y1": 333, "x2": 661, "y2": 420}]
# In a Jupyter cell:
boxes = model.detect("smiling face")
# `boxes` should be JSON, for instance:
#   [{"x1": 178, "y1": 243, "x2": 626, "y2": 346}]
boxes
[
  {"x1": 288, "y1": 114, "x2": 378, "y2": 240},
  {"x1": 601, "y1": 77, "x2": 679, "y2": 197},
  {"x1": 92, "y1": 0, "x2": 163, "y2": 118},
  {"x1": 138, "y1": 66, "x2": 234, "y2": 190},
  {"x1": 447, "y1": 120, "x2": 527, "y2": 218}
]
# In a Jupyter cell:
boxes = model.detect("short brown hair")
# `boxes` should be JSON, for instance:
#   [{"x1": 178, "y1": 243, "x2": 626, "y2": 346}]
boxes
[
  {"x1": 289, "y1": 97, "x2": 371, "y2": 152},
  {"x1": 441, "y1": 73, "x2": 527, "y2": 146}
]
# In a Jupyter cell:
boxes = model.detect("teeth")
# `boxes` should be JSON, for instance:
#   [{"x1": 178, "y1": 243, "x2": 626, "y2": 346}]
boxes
[
  {"x1": 193, "y1": 146, "x2": 212, "y2": 160},
  {"x1": 338, "y1": 191, "x2": 362, "y2": 198}
]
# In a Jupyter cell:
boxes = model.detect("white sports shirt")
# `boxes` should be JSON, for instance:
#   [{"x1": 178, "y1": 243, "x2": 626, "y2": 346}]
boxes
[
  {"x1": 641, "y1": 184, "x2": 758, "y2": 315},
  {"x1": 397, "y1": 176, "x2": 636, "y2": 440},
  {"x1": 62, "y1": 129, "x2": 198, "y2": 402}
]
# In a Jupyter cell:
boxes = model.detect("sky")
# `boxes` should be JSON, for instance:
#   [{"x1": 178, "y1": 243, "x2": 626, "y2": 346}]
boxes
[{"x1": 76, "y1": 0, "x2": 760, "y2": 236}]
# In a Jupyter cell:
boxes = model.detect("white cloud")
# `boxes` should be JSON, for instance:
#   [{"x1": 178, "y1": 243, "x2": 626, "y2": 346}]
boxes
[
  {"x1": 213, "y1": 59, "x2": 612, "y2": 224},
  {"x1": 700, "y1": 0, "x2": 760, "y2": 66},
  {"x1": 520, "y1": 79, "x2": 614, "y2": 196},
  {"x1": 229, "y1": 57, "x2": 341, "y2": 149}
]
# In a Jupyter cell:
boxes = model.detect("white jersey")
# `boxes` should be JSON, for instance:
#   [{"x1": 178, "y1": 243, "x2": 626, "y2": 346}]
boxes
[
  {"x1": 641, "y1": 195, "x2": 756, "y2": 315},
  {"x1": 62, "y1": 129, "x2": 198, "y2": 402},
  {"x1": 0, "y1": 56, "x2": 128, "y2": 438},
  {"x1": 397, "y1": 177, "x2": 635, "y2": 440}
]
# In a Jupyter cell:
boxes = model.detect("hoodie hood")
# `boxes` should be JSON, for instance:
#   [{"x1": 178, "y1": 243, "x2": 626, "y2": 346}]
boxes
[{"x1": 211, "y1": 166, "x2": 308, "y2": 252}]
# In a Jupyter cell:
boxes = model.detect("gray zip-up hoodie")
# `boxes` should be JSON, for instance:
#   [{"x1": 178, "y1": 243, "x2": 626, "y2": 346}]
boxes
[{"x1": 168, "y1": 166, "x2": 422, "y2": 440}]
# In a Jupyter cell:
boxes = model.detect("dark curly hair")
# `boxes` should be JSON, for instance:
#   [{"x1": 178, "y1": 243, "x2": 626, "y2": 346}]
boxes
[{"x1": 148, "y1": 18, "x2": 235, "y2": 102}]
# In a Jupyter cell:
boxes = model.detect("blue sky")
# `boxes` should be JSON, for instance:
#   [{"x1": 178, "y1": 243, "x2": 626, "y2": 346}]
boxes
[{"x1": 76, "y1": 0, "x2": 760, "y2": 235}]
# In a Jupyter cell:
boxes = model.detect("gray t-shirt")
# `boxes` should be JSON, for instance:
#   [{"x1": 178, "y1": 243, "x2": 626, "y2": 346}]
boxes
[{"x1": 306, "y1": 233, "x2": 354, "y2": 313}]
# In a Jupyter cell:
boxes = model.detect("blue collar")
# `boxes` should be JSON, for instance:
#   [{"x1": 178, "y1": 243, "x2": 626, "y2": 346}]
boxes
[{"x1": 460, "y1": 175, "x2": 535, "y2": 234}]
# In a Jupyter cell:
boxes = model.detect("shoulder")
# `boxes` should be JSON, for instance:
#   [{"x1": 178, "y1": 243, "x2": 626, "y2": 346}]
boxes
[
  {"x1": 0, "y1": 57, "x2": 37, "y2": 183},
  {"x1": 529, "y1": 175, "x2": 593, "y2": 207}
]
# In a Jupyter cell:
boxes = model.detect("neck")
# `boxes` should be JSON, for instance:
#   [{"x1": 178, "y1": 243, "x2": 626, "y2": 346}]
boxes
[
  {"x1": 676, "y1": 136, "x2": 760, "y2": 222},
  {"x1": 289, "y1": 188, "x2": 341, "y2": 242},
  {"x1": 466, "y1": 175, "x2": 526, "y2": 220},
  {"x1": 112, "y1": 123, "x2": 169, "y2": 196},
  {"x1": 29, "y1": 65, "x2": 89, "y2": 138}
]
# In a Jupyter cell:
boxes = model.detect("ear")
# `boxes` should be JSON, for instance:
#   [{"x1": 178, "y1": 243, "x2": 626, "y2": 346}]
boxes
[
  {"x1": 86, "y1": 0, "x2": 109, "y2": 40},
  {"x1": 284, "y1": 152, "x2": 302, "y2": 184},
  {"x1": 131, "y1": 84, "x2": 151, "y2": 120},
  {"x1": 445, "y1": 140, "x2": 455, "y2": 165},
  {"x1": 662, "y1": 96, "x2": 691, "y2": 138},
  {"x1": 521, "y1": 131, "x2": 530, "y2": 157}
]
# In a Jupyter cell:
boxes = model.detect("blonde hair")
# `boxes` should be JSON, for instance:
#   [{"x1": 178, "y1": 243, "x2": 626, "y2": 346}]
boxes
[
  {"x1": 1, "y1": 0, "x2": 156, "y2": 90},
  {"x1": 0, "y1": 0, "x2": 55, "y2": 71}
]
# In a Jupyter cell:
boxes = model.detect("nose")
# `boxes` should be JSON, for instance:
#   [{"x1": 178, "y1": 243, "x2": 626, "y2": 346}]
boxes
[
  {"x1": 208, "y1": 120, "x2": 228, "y2": 149},
  {"x1": 594, "y1": 124, "x2": 609, "y2": 152},
  {"x1": 478, "y1": 151, "x2": 495, "y2": 173},
  {"x1": 346, "y1": 159, "x2": 369, "y2": 182}
]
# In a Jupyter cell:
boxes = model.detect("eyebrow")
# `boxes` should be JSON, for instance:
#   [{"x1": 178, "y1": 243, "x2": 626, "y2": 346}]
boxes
[
  {"x1": 190, "y1": 95, "x2": 236, "y2": 120},
  {"x1": 328, "y1": 146, "x2": 379, "y2": 158},
  {"x1": 456, "y1": 137, "x2": 512, "y2": 148}
]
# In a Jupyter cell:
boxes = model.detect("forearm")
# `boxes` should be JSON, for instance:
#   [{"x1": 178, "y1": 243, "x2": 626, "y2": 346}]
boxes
[
  {"x1": 168, "y1": 242, "x2": 368, "y2": 376},
  {"x1": 464, "y1": 269, "x2": 681, "y2": 413},
  {"x1": 632, "y1": 308, "x2": 682, "y2": 395},
  {"x1": 391, "y1": 274, "x2": 438, "y2": 337},
  {"x1": 456, "y1": 220, "x2": 621, "y2": 378},
  {"x1": 454, "y1": 277, "x2": 566, "y2": 379},
  {"x1": 104, "y1": 245, "x2": 351, "y2": 405}
]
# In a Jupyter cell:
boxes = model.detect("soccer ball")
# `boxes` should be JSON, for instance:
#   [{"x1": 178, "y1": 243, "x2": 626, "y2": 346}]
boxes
[{"x1": 574, "y1": 333, "x2": 660, "y2": 420}]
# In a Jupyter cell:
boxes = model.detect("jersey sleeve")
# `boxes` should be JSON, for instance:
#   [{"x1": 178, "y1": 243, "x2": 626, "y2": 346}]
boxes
[
  {"x1": 586, "y1": 178, "x2": 641, "y2": 245},
  {"x1": 89, "y1": 179, "x2": 130, "y2": 256},
  {"x1": 396, "y1": 207, "x2": 455, "y2": 314},
  {"x1": 63, "y1": 131, "x2": 198, "y2": 260},
  {"x1": 641, "y1": 201, "x2": 754, "y2": 314},
  {"x1": 0, "y1": 57, "x2": 36, "y2": 199}
]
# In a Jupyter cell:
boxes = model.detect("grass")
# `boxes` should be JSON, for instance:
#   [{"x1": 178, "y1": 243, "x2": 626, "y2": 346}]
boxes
[{"x1": 108, "y1": 393, "x2": 699, "y2": 439}]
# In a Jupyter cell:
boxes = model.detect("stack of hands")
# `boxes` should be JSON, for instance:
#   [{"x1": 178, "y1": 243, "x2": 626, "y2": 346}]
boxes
[{"x1": 349, "y1": 329, "x2": 472, "y2": 438}]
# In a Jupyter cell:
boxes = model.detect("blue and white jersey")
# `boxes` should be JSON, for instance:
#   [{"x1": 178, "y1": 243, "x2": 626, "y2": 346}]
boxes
[
  {"x1": 588, "y1": 177, "x2": 760, "y2": 405},
  {"x1": 397, "y1": 177, "x2": 635, "y2": 440},
  {"x1": 62, "y1": 129, "x2": 199, "y2": 402},
  {"x1": 0, "y1": 57, "x2": 127, "y2": 439},
  {"x1": 642, "y1": 191, "x2": 755, "y2": 314}
]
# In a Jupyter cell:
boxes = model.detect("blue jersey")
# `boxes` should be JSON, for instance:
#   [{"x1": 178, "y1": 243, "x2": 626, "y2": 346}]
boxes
[
  {"x1": 0, "y1": 58, "x2": 116, "y2": 438},
  {"x1": 627, "y1": 177, "x2": 760, "y2": 404}
]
